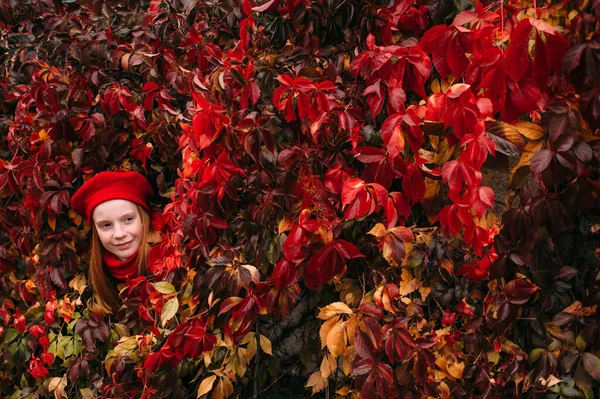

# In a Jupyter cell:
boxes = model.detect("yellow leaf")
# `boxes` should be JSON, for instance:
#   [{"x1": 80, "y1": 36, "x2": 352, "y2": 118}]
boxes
[
  {"x1": 161, "y1": 297, "x2": 179, "y2": 327},
  {"x1": 48, "y1": 213, "x2": 56, "y2": 231},
  {"x1": 68, "y1": 274, "x2": 87, "y2": 295},
  {"x1": 341, "y1": 345, "x2": 356, "y2": 376},
  {"x1": 48, "y1": 375, "x2": 67, "y2": 399},
  {"x1": 431, "y1": 136, "x2": 455, "y2": 166},
  {"x1": 241, "y1": 264, "x2": 260, "y2": 284},
  {"x1": 153, "y1": 282, "x2": 176, "y2": 294},
  {"x1": 79, "y1": 388, "x2": 93, "y2": 399},
  {"x1": 259, "y1": 335, "x2": 272, "y2": 355},
  {"x1": 211, "y1": 377, "x2": 234, "y2": 399},
  {"x1": 221, "y1": 377, "x2": 234, "y2": 398},
  {"x1": 513, "y1": 121, "x2": 546, "y2": 140},
  {"x1": 367, "y1": 223, "x2": 387, "y2": 238},
  {"x1": 306, "y1": 371, "x2": 328, "y2": 394},
  {"x1": 229, "y1": 347, "x2": 248, "y2": 377},
  {"x1": 486, "y1": 121, "x2": 525, "y2": 147},
  {"x1": 278, "y1": 216, "x2": 293, "y2": 233},
  {"x1": 197, "y1": 375, "x2": 217, "y2": 398},
  {"x1": 419, "y1": 285, "x2": 432, "y2": 301},
  {"x1": 39, "y1": 129, "x2": 49, "y2": 141},
  {"x1": 336, "y1": 278, "x2": 361, "y2": 307},
  {"x1": 509, "y1": 152, "x2": 534, "y2": 188},
  {"x1": 487, "y1": 351, "x2": 500, "y2": 365},
  {"x1": 320, "y1": 355, "x2": 332, "y2": 379},
  {"x1": 320, "y1": 316, "x2": 338, "y2": 349},
  {"x1": 326, "y1": 320, "x2": 347, "y2": 358},
  {"x1": 438, "y1": 381, "x2": 451, "y2": 399},
  {"x1": 440, "y1": 259, "x2": 454, "y2": 274},
  {"x1": 317, "y1": 302, "x2": 353, "y2": 320},
  {"x1": 399, "y1": 268, "x2": 419, "y2": 296},
  {"x1": 523, "y1": 138, "x2": 544, "y2": 153},
  {"x1": 447, "y1": 360, "x2": 465, "y2": 379},
  {"x1": 336, "y1": 386, "x2": 353, "y2": 396}
]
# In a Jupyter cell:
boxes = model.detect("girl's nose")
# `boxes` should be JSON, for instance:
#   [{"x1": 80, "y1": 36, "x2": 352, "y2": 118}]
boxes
[{"x1": 113, "y1": 224, "x2": 127, "y2": 239}]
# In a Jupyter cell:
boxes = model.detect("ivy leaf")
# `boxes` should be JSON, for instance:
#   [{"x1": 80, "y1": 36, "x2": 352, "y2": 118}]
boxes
[
  {"x1": 259, "y1": 335, "x2": 272, "y2": 355},
  {"x1": 153, "y1": 282, "x2": 176, "y2": 294},
  {"x1": 197, "y1": 375, "x2": 217, "y2": 397},
  {"x1": 582, "y1": 353, "x2": 600, "y2": 381},
  {"x1": 530, "y1": 149, "x2": 554, "y2": 175},
  {"x1": 505, "y1": 19, "x2": 532, "y2": 82},
  {"x1": 160, "y1": 297, "x2": 179, "y2": 327}
]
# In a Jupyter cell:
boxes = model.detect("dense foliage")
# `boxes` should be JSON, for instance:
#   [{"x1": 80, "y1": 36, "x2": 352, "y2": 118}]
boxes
[{"x1": 1, "y1": 0, "x2": 599, "y2": 398}]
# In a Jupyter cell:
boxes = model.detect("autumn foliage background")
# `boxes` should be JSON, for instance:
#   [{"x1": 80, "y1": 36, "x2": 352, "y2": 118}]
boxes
[{"x1": 1, "y1": 0, "x2": 599, "y2": 397}]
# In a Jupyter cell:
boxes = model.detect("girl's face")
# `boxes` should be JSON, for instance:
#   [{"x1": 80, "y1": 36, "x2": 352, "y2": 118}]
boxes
[{"x1": 92, "y1": 199, "x2": 143, "y2": 261}]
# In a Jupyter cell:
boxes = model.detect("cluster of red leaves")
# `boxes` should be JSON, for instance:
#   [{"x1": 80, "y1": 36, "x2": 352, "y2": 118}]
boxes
[{"x1": 0, "y1": 0, "x2": 599, "y2": 398}]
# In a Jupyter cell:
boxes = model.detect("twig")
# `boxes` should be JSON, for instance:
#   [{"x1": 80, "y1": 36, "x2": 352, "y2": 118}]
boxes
[{"x1": 258, "y1": 358, "x2": 301, "y2": 395}]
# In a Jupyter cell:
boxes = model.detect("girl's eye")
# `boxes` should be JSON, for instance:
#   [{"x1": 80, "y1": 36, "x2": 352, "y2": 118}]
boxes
[
  {"x1": 100, "y1": 223, "x2": 111, "y2": 229},
  {"x1": 124, "y1": 216, "x2": 134, "y2": 223}
]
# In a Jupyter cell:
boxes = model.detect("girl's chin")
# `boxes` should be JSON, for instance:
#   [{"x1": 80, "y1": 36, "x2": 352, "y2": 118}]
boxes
[{"x1": 111, "y1": 246, "x2": 138, "y2": 260}]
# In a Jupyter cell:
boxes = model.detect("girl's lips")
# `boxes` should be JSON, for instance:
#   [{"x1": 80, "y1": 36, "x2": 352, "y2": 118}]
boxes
[{"x1": 115, "y1": 241, "x2": 132, "y2": 248}]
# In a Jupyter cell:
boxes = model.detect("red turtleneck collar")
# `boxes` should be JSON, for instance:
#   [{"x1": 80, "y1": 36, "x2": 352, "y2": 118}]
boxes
[{"x1": 103, "y1": 251, "x2": 138, "y2": 280}]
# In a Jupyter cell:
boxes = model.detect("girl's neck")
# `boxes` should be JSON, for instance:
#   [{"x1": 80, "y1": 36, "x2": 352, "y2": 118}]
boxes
[{"x1": 103, "y1": 251, "x2": 138, "y2": 280}]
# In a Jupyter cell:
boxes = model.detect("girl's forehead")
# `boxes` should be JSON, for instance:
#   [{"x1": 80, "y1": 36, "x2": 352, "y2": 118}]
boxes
[{"x1": 92, "y1": 199, "x2": 139, "y2": 221}]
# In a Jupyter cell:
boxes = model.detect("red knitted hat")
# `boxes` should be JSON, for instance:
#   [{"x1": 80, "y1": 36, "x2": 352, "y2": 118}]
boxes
[{"x1": 71, "y1": 171, "x2": 154, "y2": 221}]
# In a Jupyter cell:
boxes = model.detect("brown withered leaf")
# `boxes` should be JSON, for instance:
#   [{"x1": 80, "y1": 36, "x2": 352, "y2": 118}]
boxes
[{"x1": 563, "y1": 301, "x2": 597, "y2": 317}]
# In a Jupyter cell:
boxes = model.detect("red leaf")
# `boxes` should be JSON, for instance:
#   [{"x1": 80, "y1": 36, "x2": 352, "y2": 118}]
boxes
[
  {"x1": 505, "y1": 18, "x2": 533, "y2": 82},
  {"x1": 342, "y1": 178, "x2": 367, "y2": 209},
  {"x1": 381, "y1": 113, "x2": 405, "y2": 159},
  {"x1": 332, "y1": 239, "x2": 364, "y2": 259},
  {"x1": 446, "y1": 33, "x2": 469, "y2": 78},
  {"x1": 272, "y1": 260, "x2": 297, "y2": 289},
  {"x1": 470, "y1": 186, "x2": 494, "y2": 218},
  {"x1": 283, "y1": 224, "x2": 305, "y2": 263},
  {"x1": 251, "y1": 0, "x2": 277, "y2": 11},
  {"x1": 305, "y1": 246, "x2": 345, "y2": 289},
  {"x1": 142, "y1": 82, "x2": 160, "y2": 93}
]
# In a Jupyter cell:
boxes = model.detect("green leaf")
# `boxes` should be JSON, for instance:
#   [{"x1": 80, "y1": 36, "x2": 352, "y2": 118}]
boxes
[
  {"x1": 576, "y1": 335, "x2": 587, "y2": 352},
  {"x1": 161, "y1": 297, "x2": 179, "y2": 327},
  {"x1": 153, "y1": 281, "x2": 176, "y2": 294},
  {"x1": 529, "y1": 348, "x2": 545, "y2": 363},
  {"x1": 2, "y1": 328, "x2": 20, "y2": 344}
]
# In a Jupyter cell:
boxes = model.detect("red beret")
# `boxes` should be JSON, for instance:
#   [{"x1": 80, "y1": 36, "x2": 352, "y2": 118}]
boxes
[{"x1": 71, "y1": 171, "x2": 153, "y2": 221}]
